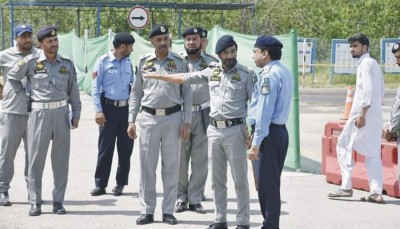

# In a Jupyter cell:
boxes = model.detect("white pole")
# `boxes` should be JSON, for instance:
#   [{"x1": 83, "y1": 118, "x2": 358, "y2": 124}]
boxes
[
  {"x1": 302, "y1": 38, "x2": 306, "y2": 88},
  {"x1": 84, "y1": 29, "x2": 88, "y2": 73}
]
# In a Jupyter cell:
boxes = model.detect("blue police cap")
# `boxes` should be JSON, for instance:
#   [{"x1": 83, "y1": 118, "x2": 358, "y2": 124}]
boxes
[
  {"x1": 254, "y1": 35, "x2": 283, "y2": 50},
  {"x1": 392, "y1": 42, "x2": 400, "y2": 54},
  {"x1": 37, "y1": 26, "x2": 57, "y2": 42},
  {"x1": 201, "y1": 29, "x2": 208, "y2": 39},
  {"x1": 182, "y1": 27, "x2": 203, "y2": 38},
  {"x1": 14, "y1": 24, "x2": 33, "y2": 37},
  {"x1": 149, "y1": 25, "x2": 169, "y2": 39},
  {"x1": 113, "y1": 32, "x2": 135, "y2": 47},
  {"x1": 215, "y1": 35, "x2": 237, "y2": 54}
]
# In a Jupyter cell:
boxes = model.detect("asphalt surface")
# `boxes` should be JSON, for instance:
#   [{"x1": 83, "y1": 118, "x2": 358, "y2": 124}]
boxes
[{"x1": 0, "y1": 88, "x2": 399, "y2": 229}]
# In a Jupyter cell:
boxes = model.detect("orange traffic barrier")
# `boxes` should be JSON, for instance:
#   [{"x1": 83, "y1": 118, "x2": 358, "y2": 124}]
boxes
[
  {"x1": 322, "y1": 120, "x2": 400, "y2": 198},
  {"x1": 341, "y1": 86, "x2": 353, "y2": 120}
]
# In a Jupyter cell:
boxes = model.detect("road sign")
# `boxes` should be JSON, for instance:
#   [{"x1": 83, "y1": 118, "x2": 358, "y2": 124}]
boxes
[{"x1": 127, "y1": 6, "x2": 150, "y2": 30}]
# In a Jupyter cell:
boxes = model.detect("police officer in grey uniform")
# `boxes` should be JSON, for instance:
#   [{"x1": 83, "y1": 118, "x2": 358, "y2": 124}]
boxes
[
  {"x1": 175, "y1": 27, "x2": 218, "y2": 214},
  {"x1": 383, "y1": 42, "x2": 400, "y2": 188},
  {"x1": 0, "y1": 25, "x2": 37, "y2": 206},
  {"x1": 7, "y1": 26, "x2": 81, "y2": 216},
  {"x1": 143, "y1": 35, "x2": 255, "y2": 229},
  {"x1": 127, "y1": 24, "x2": 192, "y2": 225}
]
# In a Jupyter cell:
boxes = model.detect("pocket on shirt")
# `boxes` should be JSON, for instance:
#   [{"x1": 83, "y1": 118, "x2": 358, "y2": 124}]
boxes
[
  {"x1": 32, "y1": 73, "x2": 50, "y2": 88},
  {"x1": 55, "y1": 74, "x2": 69, "y2": 91}
]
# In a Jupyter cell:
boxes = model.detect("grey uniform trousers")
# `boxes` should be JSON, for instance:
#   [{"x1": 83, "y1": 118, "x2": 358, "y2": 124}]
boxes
[
  {"x1": 177, "y1": 109, "x2": 208, "y2": 204},
  {"x1": 28, "y1": 106, "x2": 70, "y2": 204},
  {"x1": 207, "y1": 124, "x2": 250, "y2": 225},
  {"x1": 0, "y1": 113, "x2": 29, "y2": 193},
  {"x1": 138, "y1": 111, "x2": 182, "y2": 214}
]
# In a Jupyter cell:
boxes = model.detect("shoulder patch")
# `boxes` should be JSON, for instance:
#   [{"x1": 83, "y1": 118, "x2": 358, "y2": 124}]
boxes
[{"x1": 260, "y1": 77, "x2": 270, "y2": 95}]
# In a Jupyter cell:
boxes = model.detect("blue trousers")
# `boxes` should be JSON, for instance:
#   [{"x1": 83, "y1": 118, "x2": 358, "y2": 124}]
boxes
[
  {"x1": 94, "y1": 103, "x2": 133, "y2": 188},
  {"x1": 258, "y1": 124, "x2": 288, "y2": 229}
]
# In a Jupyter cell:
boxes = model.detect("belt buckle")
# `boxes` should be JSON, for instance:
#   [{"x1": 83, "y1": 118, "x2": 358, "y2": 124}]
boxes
[
  {"x1": 48, "y1": 102, "x2": 57, "y2": 109},
  {"x1": 118, "y1": 100, "x2": 127, "y2": 107},
  {"x1": 155, "y1": 109, "x2": 165, "y2": 116},
  {"x1": 216, "y1": 120, "x2": 226, "y2": 128}
]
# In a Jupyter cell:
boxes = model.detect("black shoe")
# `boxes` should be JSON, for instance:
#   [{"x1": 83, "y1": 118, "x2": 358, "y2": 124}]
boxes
[
  {"x1": 29, "y1": 204, "x2": 41, "y2": 216},
  {"x1": 0, "y1": 192, "x2": 11, "y2": 206},
  {"x1": 136, "y1": 214, "x2": 154, "y2": 225},
  {"x1": 208, "y1": 222, "x2": 228, "y2": 229},
  {"x1": 53, "y1": 202, "x2": 66, "y2": 214},
  {"x1": 174, "y1": 201, "x2": 187, "y2": 213},
  {"x1": 90, "y1": 187, "x2": 106, "y2": 196},
  {"x1": 188, "y1": 203, "x2": 207, "y2": 214},
  {"x1": 162, "y1": 214, "x2": 178, "y2": 225},
  {"x1": 236, "y1": 225, "x2": 250, "y2": 229},
  {"x1": 112, "y1": 185, "x2": 124, "y2": 196}
]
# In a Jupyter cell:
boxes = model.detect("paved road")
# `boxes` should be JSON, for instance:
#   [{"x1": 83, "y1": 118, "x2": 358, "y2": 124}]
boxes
[{"x1": 0, "y1": 90, "x2": 399, "y2": 229}]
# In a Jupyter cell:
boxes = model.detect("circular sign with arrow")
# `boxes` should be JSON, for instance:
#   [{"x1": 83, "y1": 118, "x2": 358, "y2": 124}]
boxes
[{"x1": 127, "y1": 5, "x2": 150, "y2": 30}]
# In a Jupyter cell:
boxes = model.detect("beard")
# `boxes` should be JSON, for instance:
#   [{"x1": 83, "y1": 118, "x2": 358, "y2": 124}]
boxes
[
  {"x1": 185, "y1": 46, "x2": 201, "y2": 55},
  {"x1": 222, "y1": 58, "x2": 236, "y2": 69}
]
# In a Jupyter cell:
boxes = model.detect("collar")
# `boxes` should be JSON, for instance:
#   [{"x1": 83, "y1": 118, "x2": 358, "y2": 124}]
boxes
[
  {"x1": 357, "y1": 52, "x2": 370, "y2": 64},
  {"x1": 38, "y1": 50, "x2": 62, "y2": 63}
]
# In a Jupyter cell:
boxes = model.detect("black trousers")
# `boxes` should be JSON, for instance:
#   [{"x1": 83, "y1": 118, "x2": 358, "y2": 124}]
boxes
[
  {"x1": 94, "y1": 103, "x2": 134, "y2": 188},
  {"x1": 258, "y1": 124, "x2": 288, "y2": 229}
]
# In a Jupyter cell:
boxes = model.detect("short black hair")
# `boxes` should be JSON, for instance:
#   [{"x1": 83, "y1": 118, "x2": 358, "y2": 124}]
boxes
[
  {"x1": 348, "y1": 33, "x2": 370, "y2": 49},
  {"x1": 266, "y1": 48, "x2": 282, "y2": 60}
]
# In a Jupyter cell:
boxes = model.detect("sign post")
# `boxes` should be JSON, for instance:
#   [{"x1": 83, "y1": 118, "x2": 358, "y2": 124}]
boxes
[{"x1": 127, "y1": 5, "x2": 150, "y2": 30}]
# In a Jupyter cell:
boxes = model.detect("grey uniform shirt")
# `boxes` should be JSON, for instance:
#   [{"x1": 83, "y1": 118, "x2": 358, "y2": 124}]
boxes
[
  {"x1": 129, "y1": 51, "x2": 192, "y2": 123},
  {"x1": 389, "y1": 86, "x2": 400, "y2": 134},
  {"x1": 184, "y1": 62, "x2": 255, "y2": 120},
  {"x1": 183, "y1": 52, "x2": 218, "y2": 105},
  {"x1": 0, "y1": 47, "x2": 38, "y2": 115},
  {"x1": 7, "y1": 51, "x2": 82, "y2": 119}
]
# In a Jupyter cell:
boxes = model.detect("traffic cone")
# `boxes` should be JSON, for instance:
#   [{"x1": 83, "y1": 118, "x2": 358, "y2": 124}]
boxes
[{"x1": 341, "y1": 86, "x2": 353, "y2": 120}]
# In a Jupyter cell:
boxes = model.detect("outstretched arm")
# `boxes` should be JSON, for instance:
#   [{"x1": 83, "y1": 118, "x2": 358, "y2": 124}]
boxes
[{"x1": 142, "y1": 70, "x2": 185, "y2": 84}]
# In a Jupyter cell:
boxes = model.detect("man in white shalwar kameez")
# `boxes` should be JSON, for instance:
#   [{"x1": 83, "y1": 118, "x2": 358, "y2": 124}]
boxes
[{"x1": 328, "y1": 34, "x2": 385, "y2": 203}]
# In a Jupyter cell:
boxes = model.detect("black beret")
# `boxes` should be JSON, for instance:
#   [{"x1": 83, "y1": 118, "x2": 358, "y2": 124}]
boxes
[
  {"x1": 113, "y1": 32, "x2": 135, "y2": 47},
  {"x1": 201, "y1": 29, "x2": 208, "y2": 38},
  {"x1": 37, "y1": 26, "x2": 57, "y2": 42},
  {"x1": 215, "y1": 35, "x2": 237, "y2": 54},
  {"x1": 254, "y1": 35, "x2": 283, "y2": 50},
  {"x1": 149, "y1": 24, "x2": 169, "y2": 38},
  {"x1": 182, "y1": 27, "x2": 203, "y2": 38},
  {"x1": 392, "y1": 42, "x2": 400, "y2": 54}
]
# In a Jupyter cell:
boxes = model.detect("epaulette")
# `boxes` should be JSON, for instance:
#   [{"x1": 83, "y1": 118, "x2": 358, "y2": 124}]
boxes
[
  {"x1": 236, "y1": 63, "x2": 251, "y2": 74},
  {"x1": 96, "y1": 53, "x2": 108, "y2": 62},
  {"x1": 208, "y1": 61, "x2": 220, "y2": 68},
  {"x1": 203, "y1": 53, "x2": 219, "y2": 62},
  {"x1": 170, "y1": 52, "x2": 184, "y2": 61},
  {"x1": 139, "y1": 53, "x2": 152, "y2": 60},
  {"x1": 21, "y1": 52, "x2": 41, "y2": 63},
  {"x1": 180, "y1": 52, "x2": 187, "y2": 58}
]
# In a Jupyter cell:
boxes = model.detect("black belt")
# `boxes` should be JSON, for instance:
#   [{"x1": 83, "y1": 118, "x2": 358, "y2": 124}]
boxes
[
  {"x1": 210, "y1": 117, "x2": 244, "y2": 128},
  {"x1": 101, "y1": 97, "x2": 129, "y2": 107},
  {"x1": 142, "y1": 104, "x2": 181, "y2": 116}
]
